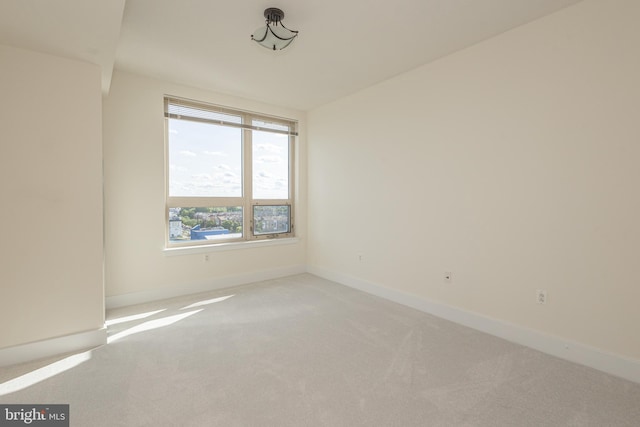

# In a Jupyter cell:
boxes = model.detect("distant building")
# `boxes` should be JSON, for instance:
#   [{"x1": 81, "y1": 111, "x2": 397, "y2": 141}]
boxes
[
  {"x1": 169, "y1": 219, "x2": 183, "y2": 238},
  {"x1": 190, "y1": 224, "x2": 229, "y2": 240}
]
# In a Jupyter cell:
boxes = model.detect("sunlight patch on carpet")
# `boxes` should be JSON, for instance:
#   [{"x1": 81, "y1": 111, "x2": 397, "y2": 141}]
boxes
[
  {"x1": 105, "y1": 309, "x2": 167, "y2": 326},
  {"x1": 0, "y1": 351, "x2": 92, "y2": 396},
  {"x1": 180, "y1": 294, "x2": 234, "y2": 310},
  {"x1": 107, "y1": 310, "x2": 203, "y2": 344}
]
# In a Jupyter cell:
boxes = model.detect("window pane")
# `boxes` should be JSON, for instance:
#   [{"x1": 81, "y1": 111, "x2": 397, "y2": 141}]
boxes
[
  {"x1": 253, "y1": 205, "x2": 290, "y2": 235},
  {"x1": 169, "y1": 207, "x2": 243, "y2": 242},
  {"x1": 168, "y1": 119, "x2": 242, "y2": 197},
  {"x1": 252, "y1": 128, "x2": 289, "y2": 200}
]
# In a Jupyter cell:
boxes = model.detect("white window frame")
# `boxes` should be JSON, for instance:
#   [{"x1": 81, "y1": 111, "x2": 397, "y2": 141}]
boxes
[{"x1": 164, "y1": 96, "x2": 296, "y2": 248}]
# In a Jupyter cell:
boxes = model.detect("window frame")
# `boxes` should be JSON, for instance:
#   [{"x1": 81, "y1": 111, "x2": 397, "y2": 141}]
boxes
[{"x1": 164, "y1": 96, "x2": 296, "y2": 248}]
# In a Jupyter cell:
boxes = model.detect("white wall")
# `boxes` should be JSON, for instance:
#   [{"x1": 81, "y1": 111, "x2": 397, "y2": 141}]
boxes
[
  {"x1": 308, "y1": 0, "x2": 640, "y2": 362},
  {"x1": 0, "y1": 45, "x2": 104, "y2": 351},
  {"x1": 102, "y1": 71, "x2": 307, "y2": 303}
]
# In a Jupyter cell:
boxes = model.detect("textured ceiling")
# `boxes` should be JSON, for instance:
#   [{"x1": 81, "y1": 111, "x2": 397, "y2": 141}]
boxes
[{"x1": 0, "y1": 0, "x2": 583, "y2": 110}]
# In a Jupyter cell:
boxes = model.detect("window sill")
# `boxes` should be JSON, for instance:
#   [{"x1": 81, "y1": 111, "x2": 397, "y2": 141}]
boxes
[{"x1": 163, "y1": 237, "x2": 300, "y2": 256}]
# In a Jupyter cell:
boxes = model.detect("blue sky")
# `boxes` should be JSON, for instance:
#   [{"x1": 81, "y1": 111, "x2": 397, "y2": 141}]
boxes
[{"x1": 168, "y1": 119, "x2": 289, "y2": 199}]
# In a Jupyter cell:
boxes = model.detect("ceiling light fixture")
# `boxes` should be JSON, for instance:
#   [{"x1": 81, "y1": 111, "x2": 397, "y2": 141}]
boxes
[{"x1": 251, "y1": 8, "x2": 298, "y2": 51}]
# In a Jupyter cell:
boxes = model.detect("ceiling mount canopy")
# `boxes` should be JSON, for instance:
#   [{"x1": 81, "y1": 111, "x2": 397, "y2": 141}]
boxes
[{"x1": 251, "y1": 7, "x2": 299, "y2": 51}]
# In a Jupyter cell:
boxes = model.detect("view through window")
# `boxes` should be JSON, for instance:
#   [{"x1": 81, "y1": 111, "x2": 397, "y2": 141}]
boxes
[{"x1": 165, "y1": 98, "x2": 296, "y2": 246}]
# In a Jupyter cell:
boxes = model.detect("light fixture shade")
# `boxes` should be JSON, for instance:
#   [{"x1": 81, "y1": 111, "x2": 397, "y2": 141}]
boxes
[
  {"x1": 251, "y1": 8, "x2": 298, "y2": 51},
  {"x1": 252, "y1": 25, "x2": 298, "y2": 50}
]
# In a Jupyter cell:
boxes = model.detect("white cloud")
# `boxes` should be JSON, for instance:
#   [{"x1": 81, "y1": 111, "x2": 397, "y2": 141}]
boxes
[
  {"x1": 169, "y1": 164, "x2": 188, "y2": 172},
  {"x1": 180, "y1": 150, "x2": 196, "y2": 157},
  {"x1": 192, "y1": 173, "x2": 213, "y2": 181},
  {"x1": 203, "y1": 151, "x2": 226, "y2": 156},
  {"x1": 256, "y1": 155, "x2": 282, "y2": 164},
  {"x1": 256, "y1": 143, "x2": 284, "y2": 153},
  {"x1": 195, "y1": 182, "x2": 215, "y2": 189}
]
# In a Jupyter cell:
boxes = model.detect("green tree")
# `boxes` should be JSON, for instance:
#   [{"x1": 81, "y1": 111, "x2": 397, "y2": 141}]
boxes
[
  {"x1": 181, "y1": 208, "x2": 196, "y2": 218},
  {"x1": 181, "y1": 217, "x2": 197, "y2": 228}
]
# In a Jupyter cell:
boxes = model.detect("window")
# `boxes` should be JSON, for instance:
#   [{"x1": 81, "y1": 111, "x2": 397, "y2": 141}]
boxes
[{"x1": 165, "y1": 97, "x2": 296, "y2": 247}]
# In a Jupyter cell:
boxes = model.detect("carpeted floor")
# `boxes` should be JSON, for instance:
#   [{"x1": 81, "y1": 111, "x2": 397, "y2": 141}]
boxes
[{"x1": 1, "y1": 274, "x2": 639, "y2": 426}]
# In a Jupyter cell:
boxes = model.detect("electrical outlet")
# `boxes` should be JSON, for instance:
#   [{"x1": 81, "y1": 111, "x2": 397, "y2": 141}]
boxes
[
  {"x1": 536, "y1": 289, "x2": 547, "y2": 304},
  {"x1": 357, "y1": 253, "x2": 364, "y2": 262},
  {"x1": 444, "y1": 272, "x2": 452, "y2": 283},
  {"x1": 204, "y1": 254, "x2": 210, "y2": 262}
]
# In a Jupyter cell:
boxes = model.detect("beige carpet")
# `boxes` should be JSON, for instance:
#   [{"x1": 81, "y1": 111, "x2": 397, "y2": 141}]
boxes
[{"x1": 1, "y1": 274, "x2": 639, "y2": 426}]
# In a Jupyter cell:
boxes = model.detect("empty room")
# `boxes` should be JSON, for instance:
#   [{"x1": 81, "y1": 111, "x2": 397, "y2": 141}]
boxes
[{"x1": 1, "y1": 0, "x2": 639, "y2": 425}]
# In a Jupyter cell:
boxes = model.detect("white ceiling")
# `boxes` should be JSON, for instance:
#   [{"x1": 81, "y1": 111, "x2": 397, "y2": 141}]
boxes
[
  {"x1": 0, "y1": 0, "x2": 125, "y2": 92},
  {"x1": 1, "y1": 0, "x2": 583, "y2": 111}
]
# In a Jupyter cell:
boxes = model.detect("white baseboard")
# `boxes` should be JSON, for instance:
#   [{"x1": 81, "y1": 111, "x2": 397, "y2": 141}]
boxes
[
  {"x1": 0, "y1": 328, "x2": 107, "y2": 368},
  {"x1": 106, "y1": 264, "x2": 307, "y2": 309},
  {"x1": 307, "y1": 265, "x2": 640, "y2": 384}
]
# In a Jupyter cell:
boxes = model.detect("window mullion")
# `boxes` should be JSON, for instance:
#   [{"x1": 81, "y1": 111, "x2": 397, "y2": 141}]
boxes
[
  {"x1": 243, "y1": 115, "x2": 253, "y2": 240},
  {"x1": 289, "y1": 131, "x2": 295, "y2": 230}
]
